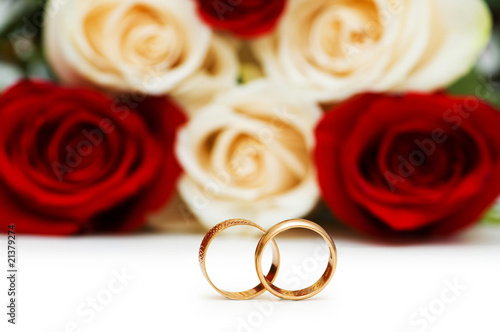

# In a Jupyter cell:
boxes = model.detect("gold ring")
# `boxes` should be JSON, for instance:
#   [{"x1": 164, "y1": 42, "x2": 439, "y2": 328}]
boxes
[
  {"x1": 198, "y1": 219, "x2": 281, "y2": 300},
  {"x1": 254, "y1": 219, "x2": 337, "y2": 300}
]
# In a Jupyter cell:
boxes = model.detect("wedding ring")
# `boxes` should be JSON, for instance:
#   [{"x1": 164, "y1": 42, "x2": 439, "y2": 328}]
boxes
[
  {"x1": 254, "y1": 219, "x2": 337, "y2": 300},
  {"x1": 199, "y1": 219, "x2": 280, "y2": 300}
]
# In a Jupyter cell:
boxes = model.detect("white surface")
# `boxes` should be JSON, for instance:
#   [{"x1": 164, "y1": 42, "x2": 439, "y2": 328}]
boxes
[{"x1": 2, "y1": 224, "x2": 500, "y2": 332}]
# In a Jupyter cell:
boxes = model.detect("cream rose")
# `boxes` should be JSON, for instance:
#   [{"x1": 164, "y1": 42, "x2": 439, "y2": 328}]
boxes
[
  {"x1": 175, "y1": 80, "x2": 321, "y2": 230},
  {"x1": 43, "y1": 0, "x2": 211, "y2": 94},
  {"x1": 252, "y1": 0, "x2": 492, "y2": 103},
  {"x1": 171, "y1": 34, "x2": 239, "y2": 114}
]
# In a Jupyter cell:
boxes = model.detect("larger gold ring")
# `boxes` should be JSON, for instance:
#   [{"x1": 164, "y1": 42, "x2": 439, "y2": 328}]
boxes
[
  {"x1": 255, "y1": 219, "x2": 337, "y2": 300},
  {"x1": 199, "y1": 219, "x2": 280, "y2": 300}
]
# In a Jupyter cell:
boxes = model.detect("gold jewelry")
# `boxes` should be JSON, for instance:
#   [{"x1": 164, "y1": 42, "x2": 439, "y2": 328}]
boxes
[
  {"x1": 198, "y1": 219, "x2": 281, "y2": 300},
  {"x1": 255, "y1": 219, "x2": 337, "y2": 300}
]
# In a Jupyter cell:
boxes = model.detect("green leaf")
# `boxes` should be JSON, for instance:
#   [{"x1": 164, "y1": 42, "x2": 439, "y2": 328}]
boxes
[
  {"x1": 448, "y1": 69, "x2": 500, "y2": 108},
  {"x1": 483, "y1": 204, "x2": 500, "y2": 224}
]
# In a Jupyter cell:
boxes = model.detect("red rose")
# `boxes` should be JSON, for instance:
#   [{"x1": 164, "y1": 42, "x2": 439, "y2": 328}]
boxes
[
  {"x1": 195, "y1": 0, "x2": 286, "y2": 38},
  {"x1": 0, "y1": 80, "x2": 185, "y2": 235},
  {"x1": 315, "y1": 93, "x2": 500, "y2": 237}
]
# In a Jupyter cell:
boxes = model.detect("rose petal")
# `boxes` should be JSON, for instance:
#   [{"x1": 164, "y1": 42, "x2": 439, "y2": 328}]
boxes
[{"x1": 399, "y1": 0, "x2": 492, "y2": 91}]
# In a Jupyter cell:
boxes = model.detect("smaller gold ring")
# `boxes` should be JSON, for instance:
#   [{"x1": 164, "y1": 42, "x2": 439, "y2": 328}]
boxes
[
  {"x1": 255, "y1": 219, "x2": 337, "y2": 300},
  {"x1": 199, "y1": 219, "x2": 281, "y2": 300}
]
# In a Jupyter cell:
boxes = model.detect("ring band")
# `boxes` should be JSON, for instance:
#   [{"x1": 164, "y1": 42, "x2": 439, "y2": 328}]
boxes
[
  {"x1": 198, "y1": 219, "x2": 281, "y2": 300},
  {"x1": 254, "y1": 219, "x2": 337, "y2": 300}
]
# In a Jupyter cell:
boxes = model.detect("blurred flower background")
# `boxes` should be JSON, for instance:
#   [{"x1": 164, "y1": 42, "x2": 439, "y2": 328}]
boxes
[
  {"x1": 450, "y1": 0, "x2": 500, "y2": 224},
  {"x1": 2, "y1": 0, "x2": 497, "y2": 99},
  {"x1": 0, "y1": 0, "x2": 51, "y2": 88},
  {"x1": 449, "y1": 0, "x2": 500, "y2": 106},
  {"x1": 1, "y1": 0, "x2": 500, "y2": 235}
]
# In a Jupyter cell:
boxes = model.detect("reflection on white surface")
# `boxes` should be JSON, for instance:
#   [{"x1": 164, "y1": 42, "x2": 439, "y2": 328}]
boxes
[{"x1": 2, "y1": 225, "x2": 499, "y2": 332}]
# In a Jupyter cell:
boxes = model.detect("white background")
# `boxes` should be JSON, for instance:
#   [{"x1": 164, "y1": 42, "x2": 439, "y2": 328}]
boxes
[{"x1": 1, "y1": 219, "x2": 500, "y2": 332}]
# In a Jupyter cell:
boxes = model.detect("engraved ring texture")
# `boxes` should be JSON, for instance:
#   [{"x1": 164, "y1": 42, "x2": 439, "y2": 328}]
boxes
[
  {"x1": 198, "y1": 219, "x2": 280, "y2": 300},
  {"x1": 255, "y1": 219, "x2": 337, "y2": 300},
  {"x1": 199, "y1": 218, "x2": 337, "y2": 300}
]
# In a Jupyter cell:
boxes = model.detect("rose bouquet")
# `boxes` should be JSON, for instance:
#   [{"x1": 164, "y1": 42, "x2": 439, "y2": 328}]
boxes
[{"x1": 0, "y1": 0, "x2": 499, "y2": 237}]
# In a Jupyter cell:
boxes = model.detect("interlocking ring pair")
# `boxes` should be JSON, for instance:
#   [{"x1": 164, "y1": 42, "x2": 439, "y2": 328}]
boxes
[{"x1": 198, "y1": 218, "x2": 337, "y2": 300}]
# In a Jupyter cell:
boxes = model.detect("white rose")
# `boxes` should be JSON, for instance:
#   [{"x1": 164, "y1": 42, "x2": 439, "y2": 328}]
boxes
[
  {"x1": 175, "y1": 80, "x2": 321, "y2": 230},
  {"x1": 171, "y1": 34, "x2": 239, "y2": 114},
  {"x1": 43, "y1": 0, "x2": 211, "y2": 94},
  {"x1": 252, "y1": 0, "x2": 492, "y2": 103}
]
